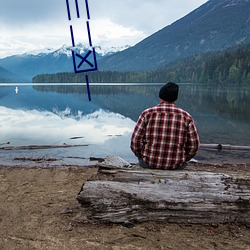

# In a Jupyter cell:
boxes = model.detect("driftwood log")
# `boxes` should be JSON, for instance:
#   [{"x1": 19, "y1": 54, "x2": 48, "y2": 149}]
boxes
[
  {"x1": 77, "y1": 160, "x2": 250, "y2": 225},
  {"x1": 0, "y1": 144, "x2": 88, "y2": 151},
  {"x1": 200, "y1": 143, "x2": 250, "y2": 151}
]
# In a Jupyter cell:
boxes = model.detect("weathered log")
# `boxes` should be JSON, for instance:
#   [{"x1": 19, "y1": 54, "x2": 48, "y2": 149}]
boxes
[
  {"x1": 77, "y1": 166, "x2": 250, "y2": 225},
  {"x1": 200, "y1": 143, "x2": 250, "y2": 151}
]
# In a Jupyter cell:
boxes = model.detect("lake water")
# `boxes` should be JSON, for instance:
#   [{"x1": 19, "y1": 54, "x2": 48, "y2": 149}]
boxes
[{"x1": 0, "y1": 83, "x2": 250, "y2": 166}]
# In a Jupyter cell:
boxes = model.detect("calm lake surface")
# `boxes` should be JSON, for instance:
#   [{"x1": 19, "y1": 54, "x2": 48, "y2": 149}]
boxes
[{"x1": 0, "y1": 83, "x2": 250, "y2": 166}]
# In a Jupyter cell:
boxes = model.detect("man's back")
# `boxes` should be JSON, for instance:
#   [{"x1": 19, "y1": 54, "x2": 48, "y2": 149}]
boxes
[{"x1": 130, "y1": 82, "x2": 199, "y2": 170}]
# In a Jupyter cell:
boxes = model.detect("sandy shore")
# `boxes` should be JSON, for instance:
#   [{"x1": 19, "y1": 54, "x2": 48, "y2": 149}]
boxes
[{"x1": 0, "y1": 163, "x2": 249, "y2": 250}]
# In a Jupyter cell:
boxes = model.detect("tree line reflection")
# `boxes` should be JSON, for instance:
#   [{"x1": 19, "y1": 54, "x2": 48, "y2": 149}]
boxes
[{"x1": 33, "y1": 84, "x2": 250, "y2": 123}]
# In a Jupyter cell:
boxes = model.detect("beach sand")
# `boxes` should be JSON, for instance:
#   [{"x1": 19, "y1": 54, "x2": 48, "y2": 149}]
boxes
[{"x1": 0, "y1": 163, "x2": 249, "y2": 250}]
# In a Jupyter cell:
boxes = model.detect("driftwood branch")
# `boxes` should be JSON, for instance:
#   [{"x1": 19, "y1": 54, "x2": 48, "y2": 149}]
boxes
[
  {"x1": 77, "y1": 165, "x2": 250, "y2": 225},
  {"x1": 0, "y1": 144, "x2": 88, "y2": 151},
  {"x1": 14, "y1": 157, "x2": 57, "y2": 163}
]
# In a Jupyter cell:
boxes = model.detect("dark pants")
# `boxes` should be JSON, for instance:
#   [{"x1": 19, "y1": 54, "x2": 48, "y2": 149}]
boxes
[{"x1": 138, "y1": 158, "x2": 188, "y2": 170}]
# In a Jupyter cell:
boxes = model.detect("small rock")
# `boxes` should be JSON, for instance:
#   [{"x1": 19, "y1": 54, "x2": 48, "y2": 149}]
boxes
[
  {"x1": 67, "y1": 222, "x2": 73, "y2": 231},
  {"x1": 121, "y1": 221, "x2": 135, "y2": 228}
]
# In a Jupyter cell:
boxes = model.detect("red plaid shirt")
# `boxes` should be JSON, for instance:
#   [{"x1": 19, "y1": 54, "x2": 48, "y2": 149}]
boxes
[{"x1": 130, "y1": 102, "x2": 200, "y2": 169}]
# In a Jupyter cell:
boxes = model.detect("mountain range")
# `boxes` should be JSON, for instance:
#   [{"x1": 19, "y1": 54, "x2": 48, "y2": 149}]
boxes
[
  {"x1": 0, "y1": 0, "x2": 249, "y2": 82},
  {"x1": 98, "y1": 0, "x2": 250, "y2": 71},
  {"x1": 0, "y1": 65, "x2": 25, "y2": 83},
  {"x1": 0, "y1": 44, "x2": 129, "y2": 82}
]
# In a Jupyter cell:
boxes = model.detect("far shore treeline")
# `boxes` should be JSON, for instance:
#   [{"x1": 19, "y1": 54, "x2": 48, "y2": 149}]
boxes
[{"x1": 33, "y1": 43, "x2": 250, "y2": 85}]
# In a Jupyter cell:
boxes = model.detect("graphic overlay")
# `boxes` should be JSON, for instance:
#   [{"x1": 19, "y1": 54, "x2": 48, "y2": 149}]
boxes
[{"x1": 65, "y1": 0, "x2": 98, "y2": 101}]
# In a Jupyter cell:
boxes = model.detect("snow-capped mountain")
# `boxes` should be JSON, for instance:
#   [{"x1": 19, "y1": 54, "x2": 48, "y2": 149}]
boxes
[
  {"x1": 23, "y1": 43, "x2": 130, "y2": 58},
  {"x1": 0, "y1": 43, "x2": 130, "y2": 82},
  {"x1": 94, "y1": 44, "x2": 131, "y2": 56}
]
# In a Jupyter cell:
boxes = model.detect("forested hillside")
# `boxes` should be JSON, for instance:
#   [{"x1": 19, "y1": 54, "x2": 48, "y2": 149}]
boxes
[
  {"x1": 153, "y1": 43, "x2": 250, "y2": 84},
  {"x1": 33, "y1": 44, "x2": 250, "y2": 85}
]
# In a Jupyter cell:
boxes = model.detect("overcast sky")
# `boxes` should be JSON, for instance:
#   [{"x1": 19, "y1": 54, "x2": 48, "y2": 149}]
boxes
[{"x1": 0, "y1": 0, "x2": 208, "y2": 58}]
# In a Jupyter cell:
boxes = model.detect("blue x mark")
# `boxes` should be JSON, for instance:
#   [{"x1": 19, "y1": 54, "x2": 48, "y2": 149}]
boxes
[{"x1": 76, "y1": 50, "x2": 94, "y2": 68}]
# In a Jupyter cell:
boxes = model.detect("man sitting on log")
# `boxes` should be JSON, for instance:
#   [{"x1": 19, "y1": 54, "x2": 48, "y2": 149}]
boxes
[{"x1": 130, "y1": 82, "x2": 200, "y2": 170}]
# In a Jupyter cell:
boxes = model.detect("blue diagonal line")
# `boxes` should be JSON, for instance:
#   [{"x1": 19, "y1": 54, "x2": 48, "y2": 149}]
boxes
[
  {"x1": 85, "y1": 75, "x2": 91, "y2": 101},
  {"x1": 75, "y1": 0, "x2": 80, "y2": 18},
  {"x1": 66, "y1": 0, "x2": 71, "y2": 20},
  {"x1": 85, "y1": 0, "x2": 90, "y2": 19},
  {"x1": 70, "y1": 25, "x2": 75, "y2": 47},
  {"x1": 86, "y1": 21, "x2": 92, "y2": 47}
]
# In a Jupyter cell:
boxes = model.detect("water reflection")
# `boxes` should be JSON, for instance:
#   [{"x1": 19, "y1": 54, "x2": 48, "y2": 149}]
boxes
[
  {"x1": 0, "y1": 105, "x2": 136, "y2": 166},
  {"x1": 33, "y1": 83, "x2": 250, "y2": 123},
  {"x1": 32, "y1": 83, "x2": 250, "y2": 145},
  {"x1": 0, "y1": 106, "x2": 134, "y2": 145},
  {"x1": 0, "y1": 83, "x2": 250, "y2": 165},
  {"x1": 178, "y1": 84, "x2": 250, "y2": 123}
]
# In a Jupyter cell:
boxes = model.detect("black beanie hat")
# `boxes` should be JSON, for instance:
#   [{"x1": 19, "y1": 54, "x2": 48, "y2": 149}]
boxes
[{"x1": 159, "y1": 82, "x2": 179, "y2": 102}]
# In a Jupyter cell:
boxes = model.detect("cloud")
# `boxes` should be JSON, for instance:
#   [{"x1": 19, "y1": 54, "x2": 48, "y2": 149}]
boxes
[
  {"x1": 89, "y1": 0, "x2": 208, "y2": 34},
  {"x1": 0, "y1": 0, "x2": 64, "y2": 25},
  {"x1": 0, "y1": 0, "x2": 208, "y2": 57},
  {"x1": 0, "y1": 0, "x2": 208, "y2": 32}
]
